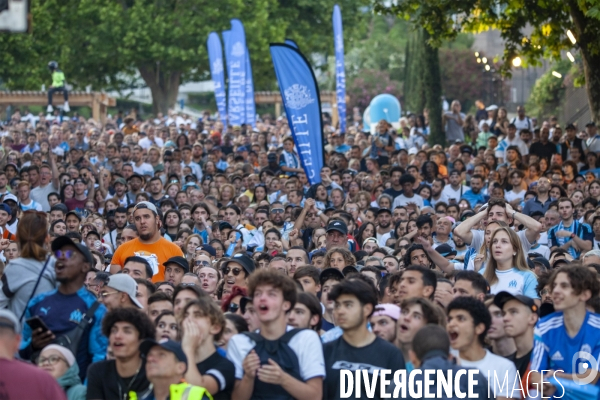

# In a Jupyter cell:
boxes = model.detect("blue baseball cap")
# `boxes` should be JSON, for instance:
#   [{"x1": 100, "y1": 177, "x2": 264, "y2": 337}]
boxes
[{"x1": 140, "y1": 338, "x2": 188, "y2": 370}]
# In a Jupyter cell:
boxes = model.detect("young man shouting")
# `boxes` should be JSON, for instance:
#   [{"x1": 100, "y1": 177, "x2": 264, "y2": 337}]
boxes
[{"x1": 227, "y1": 269, "x2": 325, "y2": 400}]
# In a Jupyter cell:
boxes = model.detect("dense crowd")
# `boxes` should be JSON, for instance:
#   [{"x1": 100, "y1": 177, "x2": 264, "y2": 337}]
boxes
[{"x1": 0, "y1": 98, "x2": 599, "y2": 400}]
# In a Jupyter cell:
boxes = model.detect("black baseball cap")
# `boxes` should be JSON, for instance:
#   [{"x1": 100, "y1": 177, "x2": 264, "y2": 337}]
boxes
[
  {"x1": 65, "y1": 210, "x2": 82, "y2": 221},
  {"x1": 532, "y1": 257, "x2": 550, "y2": 271},
  {"x1": 493, "y1": 291, "x2": 538, "y2": 314},
  {"x1": 320, "y1": 268, "x2": 344, "y2": 285},
  {"x1": 326, "y1": 220, "x2": 348, "y2": 236},
  {"x1": 566, "y1": 123, "x2": 577, "y2": 130},
  {"x1": 196, "y1": 244, "x2": 216, "y2": 257},
  {"x1": 218, "y1": 221, "x2": 233, "y2": 231},
  {"x1": 164, "y1": 256, "x2": 189, "y2": 273},
  {"x1": 222, "y1": 253, "x2": 255, "y2": 275},
  {"x1": 436, "y1": 244, "x2": 457, "y2": 257},
  {"x1": 586, "y1": 121, "x2": 596, "y2": 127},
  {"x1": 140, "y1": 338, "x2": 188, "y2": 370},
  {"x1": 376, "y1": 208, "x2": 392, "y2": 216},
  {"x1": 127, "y1": 173, "x2": 144, "y2": 182},
  {"x1": 51, "y1": 235, "x2": 95, "y2": 267}
]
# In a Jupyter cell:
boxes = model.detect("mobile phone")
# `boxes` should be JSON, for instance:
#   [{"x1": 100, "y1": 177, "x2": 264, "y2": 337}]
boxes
[
  {"x1": 26, "y1": 316, "x2": 50, "y2": 333},
  {"x1": 226, "y1": 232, "x2": 242, "y2": 257}
]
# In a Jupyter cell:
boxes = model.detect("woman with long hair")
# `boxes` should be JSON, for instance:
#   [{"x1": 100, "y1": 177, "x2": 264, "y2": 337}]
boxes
[
  {"x1": 176, "y1": 134, "x2": 189, "y2": 149},
  {"x1": 483, "y1": 226, "x2": 538, "y2": 297},
  {"x1": 550, "y1": 184, "x2": 567, "y2": 200},
  {"x1": 183, "y1": 234, "x2": 202, "y2": 264},
  {"x1": 418, "y1": 186, "x2": 432, "y2": 207},
  {"x1": 0, "y1": 211, "x2": 52, "y2": 320},
  {"x1": 355, "y1": 222, "x2": 376, "y2": 247},
  {"x1": 60, "y1": 183, "x2": 74, "y2": 204},
  {"x1": 493, "y1": 107, "x2": 509, "y2": 137},
  {"x1": 251, "y1": 184, "x2": 268, "y2": 205}
]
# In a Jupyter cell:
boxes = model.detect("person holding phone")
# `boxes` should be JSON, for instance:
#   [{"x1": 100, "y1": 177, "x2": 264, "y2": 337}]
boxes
[{"x1": 20, "y1": 235, "x2": 107, "y2": 381}]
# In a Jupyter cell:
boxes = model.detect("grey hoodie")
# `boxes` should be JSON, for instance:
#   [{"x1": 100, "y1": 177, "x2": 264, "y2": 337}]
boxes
[{"x1": 0, "y1": 256, "x2": 56, "y2": 322}]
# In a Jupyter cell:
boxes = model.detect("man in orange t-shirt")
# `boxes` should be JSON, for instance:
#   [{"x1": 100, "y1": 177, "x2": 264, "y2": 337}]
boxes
[{"x1": 110, "y1": 201, "x2": 183, "y2": 282}]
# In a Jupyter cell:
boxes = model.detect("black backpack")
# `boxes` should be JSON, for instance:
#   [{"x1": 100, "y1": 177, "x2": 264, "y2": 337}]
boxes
[{"x1": 242, "y1": 328, "x2": 305, "y2": 400}]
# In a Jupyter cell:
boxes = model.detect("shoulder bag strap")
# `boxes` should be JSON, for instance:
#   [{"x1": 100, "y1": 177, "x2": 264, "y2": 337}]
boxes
[{"x1": 19, "y1": 257, "x2": 52, "y2": 322}]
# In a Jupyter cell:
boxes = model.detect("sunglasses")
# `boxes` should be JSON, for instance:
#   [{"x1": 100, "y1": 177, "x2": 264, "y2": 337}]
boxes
[
  {"x1": 271, "y1": 208, "x2": 284, "y2": 214},
  {"x1": 54, "y1": 250, "x2": 75, "y2": 259},
  {"x1": 221, "y1": 266, "x2": 243, "y2": 276},
  {"x1": 195, "y1": 260, "x2": 210, "y2": 267},
  {"x1": 229, "y1": 303, "x2": 239, "y2": 313}
]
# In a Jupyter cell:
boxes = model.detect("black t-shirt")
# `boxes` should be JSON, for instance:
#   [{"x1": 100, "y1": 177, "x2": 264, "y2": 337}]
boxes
[
  {"x1": 509, "y1": 350, "x2": 532, "y2": 377},
  {"x1": 87, "y1": 359, "x2": 151, "y2": 400},
  {"x1": 196, "y1": 351, "x2": 236, "y2": 400},
  {"x1": 383, "y1": 187, "x2": 403, "y2": 199},
  {"x1": 323, "y1": 335, "x2": 406, "y2": 400},
  {"x1": 529, "y1": 141, "x2": 557, "y2": 163}
]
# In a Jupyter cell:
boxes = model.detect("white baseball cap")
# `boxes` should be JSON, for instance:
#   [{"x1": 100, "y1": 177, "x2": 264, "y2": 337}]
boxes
[{"x1": 107, "y1": 274, "x2": 143, "y2": 309}]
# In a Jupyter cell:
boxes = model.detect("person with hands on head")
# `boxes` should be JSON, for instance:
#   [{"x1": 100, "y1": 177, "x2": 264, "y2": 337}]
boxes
[
  {"x1": 454, "y1": 198, "x2": 542, "y2": 254},
  {"x1": 181, "y1": 298, "x2": 236, "y2": 399},
  {"x1": 227, "y1": 269, "x2": 325, "y2": 400}
]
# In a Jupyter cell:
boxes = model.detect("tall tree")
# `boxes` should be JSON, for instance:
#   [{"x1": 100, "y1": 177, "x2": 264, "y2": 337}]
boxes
[
  {"x1": 0, "y1": 0, "x2": 368, "y2": 114},
  {"x1": 422, "y1": 30, "x2": 444, "y2": 146},
  {"x1": 374, "y1": 0, "x2": 600, "y2": 123}
]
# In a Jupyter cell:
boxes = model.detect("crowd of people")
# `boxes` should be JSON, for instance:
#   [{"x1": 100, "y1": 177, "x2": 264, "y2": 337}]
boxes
[{"x1": 0, "y1": 99, "x2": 599, "y2": 399}]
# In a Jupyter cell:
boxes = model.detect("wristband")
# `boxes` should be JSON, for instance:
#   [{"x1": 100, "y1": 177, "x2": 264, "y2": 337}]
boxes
[
  {"x1": 512, "y1": 211, "x2": 517, "y2": 219},
  {"x1": 317, "y1": 210, "x2": 323, "y2": 216},
  {"x1": 571, "y1": 233, "x2": 576, "y2": 239}
]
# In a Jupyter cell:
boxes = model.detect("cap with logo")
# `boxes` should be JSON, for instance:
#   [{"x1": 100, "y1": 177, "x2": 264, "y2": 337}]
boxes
[
  {"x1": 2, "y1": 193, "x2": 18, "y2": 204},
  {"x1": 106, "y1": 274, "x2": 144, "y2": 309},
  {"x1": 326, "y1": 220, "x2": 348, "y2": 236},
  {"x1": 114, "y1": 177, "x2": 127, "y2": 186},
  {"x1": 493, "y1": 291, "x2": 538, "y2": 314}
]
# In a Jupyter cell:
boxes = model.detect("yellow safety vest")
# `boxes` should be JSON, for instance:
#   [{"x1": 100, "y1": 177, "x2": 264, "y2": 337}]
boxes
[{"x1": 129, "y1": 382, "x2": 213, "y2": 400}]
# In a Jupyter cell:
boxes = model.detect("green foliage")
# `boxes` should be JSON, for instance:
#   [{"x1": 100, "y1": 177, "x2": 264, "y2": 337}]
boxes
[
  {"x1": 526, "y1": 60, "x2": 572, "y2": 120},
  {"x1": 0, "y1": 0, "x2": 369, "y2": 112}
]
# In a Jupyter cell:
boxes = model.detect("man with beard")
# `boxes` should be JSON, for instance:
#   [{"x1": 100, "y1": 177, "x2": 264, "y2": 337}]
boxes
[
  {"x1": 523, "y1": 177, "x2": 552, "y2": 215},
  {"x1": 461, "y1": 174, "x2": 488, "y2": 208},
  {"x1": 131, "y1": 145, "x2": 154, "y2": 177},
  {"x1": 429, "y1": 178, "x2": 448, "y2": 207},
  {"x1": 375, "y1": 208, "x2": 393, "y2": 246},
  {"x1": 268, "y1": 202, "x2": 293, "y2": 240},
  {"x1": 103, "y1": 207, "x2": 128, "y2": 251},
  {"x1": 127, "y1": 173, "x2": 145, "y2": 199},
  {"x1": 147, "y1": 177, "x2": 167, "y2": 206},
  {"x1": 369, "y1": 303, "x2": 400, "y2": 343},
  {"x1": 20, "y1": 236, "x2": 108, "y2": 381},
  {"x1": 442, "y1": 170, "x2": 466, "y2": 205},
  {"x1": 112, "y1": 177, "x2": 133, "y2": 207},
  {"x1": 529, "y1": 126, "x2": 557, "y2": 163},
  {"x1": 110, "y1": 201, "x2": 184, "y2": 283}
]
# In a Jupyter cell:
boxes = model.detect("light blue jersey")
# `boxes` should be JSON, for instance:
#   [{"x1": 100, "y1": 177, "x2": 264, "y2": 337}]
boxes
[
  {"x1": 479, "y1": 267, "x2": 539, "y2": 298},
  {"x1": 531, "y1": 311, "x2": 600, "y2": 398}
]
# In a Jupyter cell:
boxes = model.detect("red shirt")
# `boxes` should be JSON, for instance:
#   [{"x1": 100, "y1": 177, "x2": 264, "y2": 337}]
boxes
[{"x1": 0, "y1": 358, "x2": 67, "y2": 400}]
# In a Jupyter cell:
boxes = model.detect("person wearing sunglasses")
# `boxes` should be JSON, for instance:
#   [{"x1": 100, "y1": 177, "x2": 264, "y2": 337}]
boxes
[
  {"x1": 220, "y1": 253, "x2": 255, "y2": 293},
  {"x1": 19, "y1": 235, "x2": 108, "y2": 382},
  {"x1": 220, "y1": 286, "x2": 246, "y2": 316}
]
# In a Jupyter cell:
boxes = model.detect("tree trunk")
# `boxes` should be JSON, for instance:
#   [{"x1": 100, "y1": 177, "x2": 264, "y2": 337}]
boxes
[
  {"x1": 138, "y1": 64, "x2": 181, "y2": 115},
  {"x1": 422, "y1": 30, "x2": 444, "y2": 146},
  {"x1": 568, "y1": 1, "x2": 600, "y2": 123}
]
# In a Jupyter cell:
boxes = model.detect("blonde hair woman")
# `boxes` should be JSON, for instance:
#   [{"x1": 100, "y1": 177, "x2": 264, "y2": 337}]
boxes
[
  {"x1": 482, "y1": 226, "x2": 539, "y2": 297},
  {"x1": 323, "y1": 247, "x2": 356, "y2": 271},
  {"x1": 219, "y1": 183, "x2": 236, "y2": 206}
]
